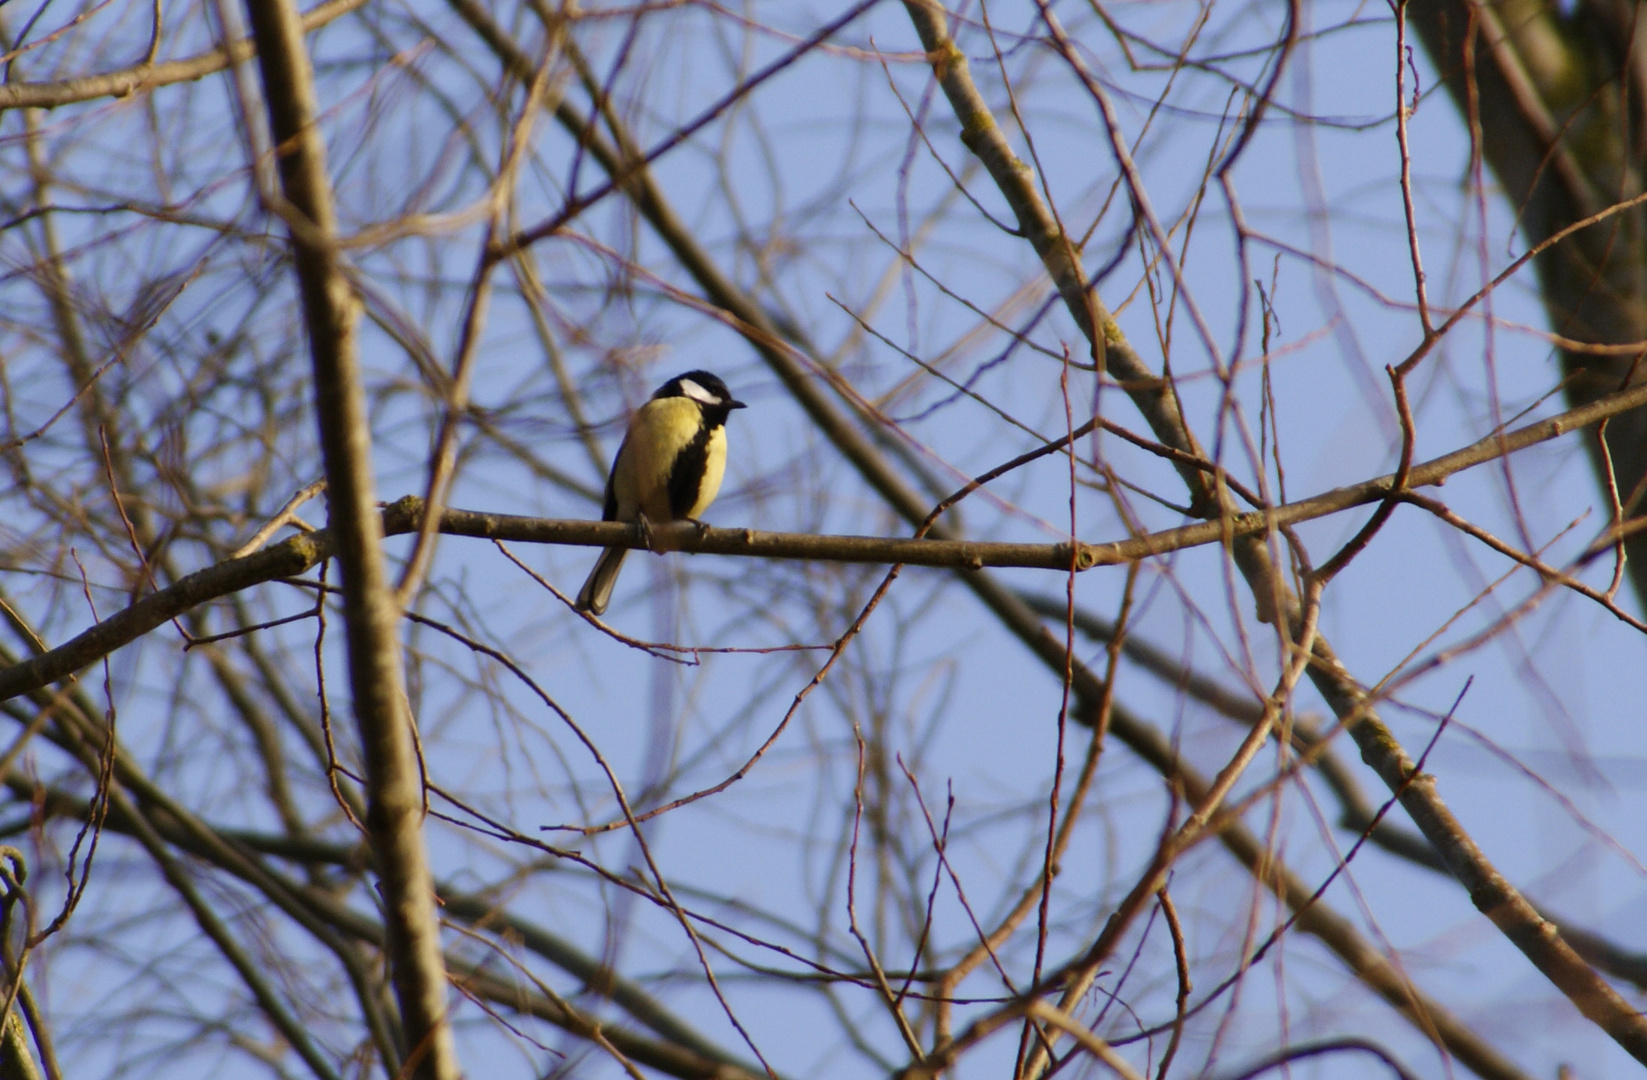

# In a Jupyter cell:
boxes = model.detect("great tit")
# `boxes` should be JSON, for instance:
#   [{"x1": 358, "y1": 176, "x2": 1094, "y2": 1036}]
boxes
[{"x1": 574, "y1": 370, "x2": 747, "y2": 615}]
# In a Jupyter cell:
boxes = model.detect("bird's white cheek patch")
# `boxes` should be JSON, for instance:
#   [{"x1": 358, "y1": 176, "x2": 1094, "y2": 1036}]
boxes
[{"x1": 679, "y1": 378, "x2": 720, "y2": 406}]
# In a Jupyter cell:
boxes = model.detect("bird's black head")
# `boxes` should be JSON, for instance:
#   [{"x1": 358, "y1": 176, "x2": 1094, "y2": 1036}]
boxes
[{"x1": 656, "y1": 370, "x2": 747, "y2": 424}]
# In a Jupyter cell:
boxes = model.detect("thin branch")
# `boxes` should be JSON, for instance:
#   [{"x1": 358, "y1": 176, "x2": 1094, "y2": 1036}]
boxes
[
  {"x1": 113, "y1": 790, "x2": 345, "y2": 1080},
  {"x1": 1155, "y1": 887, "x2": 1190, "y2": 1080},
  {"x1": 0, "y1": 0, "x2": 369, "y2": 111}
]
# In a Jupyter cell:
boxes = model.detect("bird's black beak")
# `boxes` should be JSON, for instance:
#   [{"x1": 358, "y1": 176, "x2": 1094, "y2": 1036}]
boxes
[{"x1": 729, "y1": 398, "x2": 748, "y2": 409}]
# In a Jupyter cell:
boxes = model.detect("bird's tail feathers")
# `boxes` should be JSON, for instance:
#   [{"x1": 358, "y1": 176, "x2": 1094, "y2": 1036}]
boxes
[{"x1": 574, "y1": 546, "x2": 629, "y2": 615}]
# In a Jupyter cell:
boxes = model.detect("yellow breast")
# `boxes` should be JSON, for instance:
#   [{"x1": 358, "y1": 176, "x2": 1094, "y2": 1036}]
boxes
[{"x1": 611, "y1": 396, "x2": 729, "y2": 523}]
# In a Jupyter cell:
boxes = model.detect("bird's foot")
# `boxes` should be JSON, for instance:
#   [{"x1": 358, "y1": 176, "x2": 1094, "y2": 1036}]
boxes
[{"x1": 635, "y1": 513, "x2": 656, "y2": 552}]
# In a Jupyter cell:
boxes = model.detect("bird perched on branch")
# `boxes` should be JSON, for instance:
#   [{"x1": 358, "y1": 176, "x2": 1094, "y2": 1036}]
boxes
[{"x1": 575, "y1": 370, "x2": 747, "y2": 615}]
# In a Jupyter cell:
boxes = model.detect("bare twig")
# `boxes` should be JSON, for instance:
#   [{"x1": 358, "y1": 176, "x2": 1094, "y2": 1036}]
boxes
[{"x1": 231, "y1": 479, "x2": 326, "y2": 559}]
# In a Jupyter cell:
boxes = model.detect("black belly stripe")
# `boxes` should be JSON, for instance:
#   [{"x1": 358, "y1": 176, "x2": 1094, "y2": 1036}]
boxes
[
  {"x1": 600, "y1": 461, "x2": 620, "y2": 521},
  {"x1": 666, "y1": 423, "x2": 716, "y2": 518}
]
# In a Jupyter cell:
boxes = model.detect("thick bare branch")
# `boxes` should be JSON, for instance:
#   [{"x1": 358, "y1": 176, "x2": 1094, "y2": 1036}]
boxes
[
  {"x1": 5, "y1": 357, "x2": 1640, "y2": 712},
  {"x1": 239, "y1": 0, "x2": 457, "y2": 1074}
]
